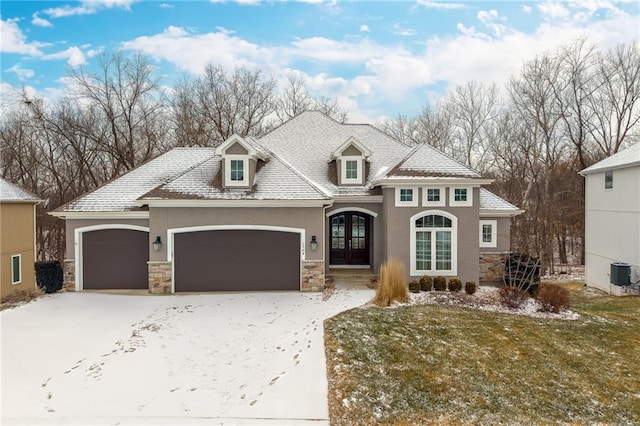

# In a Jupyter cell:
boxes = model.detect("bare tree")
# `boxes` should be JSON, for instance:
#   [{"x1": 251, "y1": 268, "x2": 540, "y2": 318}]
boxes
[
  {"x1": 275, "y1": 73, "x2": 313, "y2": 123},
  {"x1": 375, "y1": 114, "x2": 417, "y2": 146}
]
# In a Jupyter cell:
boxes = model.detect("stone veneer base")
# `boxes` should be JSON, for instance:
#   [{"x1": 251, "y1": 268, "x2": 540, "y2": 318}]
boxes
[
  {"x1": 479, "y1": 252, "x2": 507, "y2": 284},
  {"x1": 63, "y1": 259, "x2": 75, "y2": 291},
  {"x1": 148, "y1": 261, "x2": 172, "y2": 294},
  {"x1": 301, "y1": 260, "x2": 325, "y2": 291}
]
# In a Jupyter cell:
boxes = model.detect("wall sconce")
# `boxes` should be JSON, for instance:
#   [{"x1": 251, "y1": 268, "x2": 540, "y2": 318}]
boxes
[
  {"x1": 152, "y1": 236, "x2": 162, "y2": 252},
  {"x1": 310, "y1": 235, "x2": 318, "y2": 251}
]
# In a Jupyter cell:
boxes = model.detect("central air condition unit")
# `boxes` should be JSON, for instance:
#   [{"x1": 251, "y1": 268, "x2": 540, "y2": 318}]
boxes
[{"x1": 610, "y1": 262, "x2": 631, "y2": 286}]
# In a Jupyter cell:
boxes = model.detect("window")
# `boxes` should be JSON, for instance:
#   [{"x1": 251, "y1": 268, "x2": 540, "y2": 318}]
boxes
[
  {"x1": 479, "y1": 220, "x2": 497, "y2": 248},
  {"x1": 230, "y1": 159, "x2": 244, "y2": 181},
  {"x1": 12, "y1": 255, "x2": 21, "y2": 285},
  {"x1": 449, "y1": 187, "x2": 472, "y2": 206},
  {"x1": 341, "y1": 158, "x2": 362, "y2": 184},
  {"x1": 411, "y1": 211, "x2": 457, "y2": 275},
  {"x1": 423, "y1": 187, "x2": 445, "y2": 207},
  {"x1": 346, "y1": 160, "x2": 358, "y2": 179},
  {"x1": 605, "y1": 170, "x2": 613, "y2": 189},
  {"x1": 396, "y1": 188, "x2": 418, "y2": 206}
]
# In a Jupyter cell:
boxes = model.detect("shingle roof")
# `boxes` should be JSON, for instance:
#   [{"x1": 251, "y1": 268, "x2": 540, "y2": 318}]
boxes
[
  {"x1": 580, "y1": 143, "x2": 640, "y2": 175},
  {"x1": 385, "y1": 142, "x2": 482, "y2": 179},
  {"x1": 259, "y1": 111, "x2": 412, "y2": 196},
  {"x1": 56, "y1": 148, "x2": 212, "y2": 212},
  {"x1": 479, "y1": 188, "x2": 521, "y2": 212},
  {"x1": 0, "y1": 178, "x2": 40, "y2": 202}
]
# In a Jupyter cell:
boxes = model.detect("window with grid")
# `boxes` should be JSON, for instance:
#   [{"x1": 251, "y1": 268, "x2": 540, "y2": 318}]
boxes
[
  {"x1": 427, "y1": 188, "x2": 440, "y2": 202},
  {"x1": 400, "y1": 188, "x2": 413, "y2": 202},
  {"x1": 230, "y1": 159, "x2": 244, "y2": 181},
  {"x1": 414, "y1": 215, "x2": 453, "y2": 272},
  {"x1": 454, "y1": 188, "x2": 467, "y2": 202},
  {"x1": 345, "y1": 160, "x2": 358, "y2": 180},
  {"x1": 605, "y1": 170, "x2": 613, "y2": 189}
]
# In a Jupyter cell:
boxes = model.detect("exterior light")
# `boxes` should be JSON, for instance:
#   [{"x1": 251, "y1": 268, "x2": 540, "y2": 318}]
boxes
[
  {"x1": 310, "y1": 235, "x2": 318, "y2": 251},
  {"x1": 152, "y1": 236, "x2": 162, "y2": 252}
]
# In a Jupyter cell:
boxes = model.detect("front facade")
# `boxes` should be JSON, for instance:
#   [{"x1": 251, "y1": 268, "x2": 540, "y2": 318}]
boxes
[
  {"x1": 52, "y1": 112, "x2": 521, "y2": 293},
  {"x1": 580, "y1": 143, "x2": 640, "y2": 295},
  {"x1": 0, "y1": 178, "x2": 40, "y2": 298}
]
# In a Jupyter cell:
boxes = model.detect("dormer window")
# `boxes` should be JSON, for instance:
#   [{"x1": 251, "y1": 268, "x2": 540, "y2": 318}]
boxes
[
  {"x1": 330, "y1": 137, "x2": 372, "y2": 186},
  {"x1": 226, "y1": 157, "x2": 248, "y2": 186},
  {"x1": 217, "y1": 134, "x2": 266, "y2": 189}
]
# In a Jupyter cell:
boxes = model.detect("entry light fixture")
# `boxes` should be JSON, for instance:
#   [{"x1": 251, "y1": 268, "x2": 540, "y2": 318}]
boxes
[
  {"x1": 152, "y1": 236, "x2": 162, "y2": 252},
  {"x1": 310, "y1": 235, "x2": 318, "y2": 251}
]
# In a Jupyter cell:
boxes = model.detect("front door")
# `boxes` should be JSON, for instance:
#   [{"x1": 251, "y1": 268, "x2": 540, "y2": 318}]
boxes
[{"x1": 329, "y1": 212, "x2": 370, "y2": 265}]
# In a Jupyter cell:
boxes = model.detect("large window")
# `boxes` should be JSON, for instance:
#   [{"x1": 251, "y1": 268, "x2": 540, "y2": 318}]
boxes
[
  {"x1": 12, "y1": 254, "x2": 21, "y2": 284},
  {"x1": 411, "y1": 211, "x2": 457, "y2": 275}
]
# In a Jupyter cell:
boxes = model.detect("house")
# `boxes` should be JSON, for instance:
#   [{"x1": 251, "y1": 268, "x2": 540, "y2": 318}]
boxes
[
  {"x1": 579, "y1": 143, "x2": 640, "y2": 295},
  {"x1": 1, "y1": 178, "x2": 41, "y2": 298},
  {"x1": 50, "y1": 112, "x2": 522, "y2": 293}
]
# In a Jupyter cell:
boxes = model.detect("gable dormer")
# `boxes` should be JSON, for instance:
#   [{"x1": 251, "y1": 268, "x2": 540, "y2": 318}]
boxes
[
  {"x1": 329, "y1": 137, "x2": 372, "y2": 186},
  {"x1": 216, "y1": 135, "x2": 266, "y2": 189}
]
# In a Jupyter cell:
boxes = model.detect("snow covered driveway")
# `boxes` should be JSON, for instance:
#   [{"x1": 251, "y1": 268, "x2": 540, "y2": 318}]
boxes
[{"x1": 1, "y1": 288, "x2": 373, "y2": 425}]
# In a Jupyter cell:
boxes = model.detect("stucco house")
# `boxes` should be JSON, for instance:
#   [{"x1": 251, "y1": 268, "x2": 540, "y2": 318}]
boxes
[
  {"x1": 51, "y1": 112, "x2": 522, "y2": 293},
  {"x1": 1, "y1": 178, "x2": 40, "y2": 298},
  {"x1": 579, "y1": 143, "x2": 640, "y2": 295}
]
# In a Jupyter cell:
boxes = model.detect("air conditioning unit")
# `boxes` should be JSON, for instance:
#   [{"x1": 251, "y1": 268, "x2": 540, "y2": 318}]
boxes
[{"x1": 610, "y1": 262, "x2": 631, "y2": 286}]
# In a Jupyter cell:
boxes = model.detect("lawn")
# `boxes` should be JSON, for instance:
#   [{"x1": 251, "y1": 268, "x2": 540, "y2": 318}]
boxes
[{"x1": 324, "y1": 283, "x2": 640, "y2": 425}]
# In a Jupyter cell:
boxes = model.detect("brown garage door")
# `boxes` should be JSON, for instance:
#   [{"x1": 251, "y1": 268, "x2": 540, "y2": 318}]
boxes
[
  {"x1": 82, "y1": 229, "x2": 149, "y2": 290},
  {"x1": 174, "y1": 229, "x2": 300, "y2": 292}
]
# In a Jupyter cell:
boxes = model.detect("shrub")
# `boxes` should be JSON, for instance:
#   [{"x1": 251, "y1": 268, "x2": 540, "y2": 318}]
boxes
[
  {"x1": 419, "y1": 275, "x2": 433, "y2": 291},
  {"x1": 371, "y1": 258, "x2": 409, "y2": 307},
  {"x1": 498, "y1": 285, "x2": 529, "y2": 309},
  {"x1": 465, "y1": 281, "x2": 477, "y2": 295},
  {"x1": 536, "y1": 283, "x2": 570, "y2": 313},
  {"x1": 433, "y1": 276, "x2": 447, "y2": 291},
  {"x1": 1, "y1": 287, "x2": 44, "y2": 306},
  {"x1": 408, "y1": 280, "x2": 420, "y2": 293},
  {"x1": 448, "y1": 277, "x2": 462, "y2": 292},
  {"x1": 35, "y1": 261, "x2": 63, "y2": 294}
]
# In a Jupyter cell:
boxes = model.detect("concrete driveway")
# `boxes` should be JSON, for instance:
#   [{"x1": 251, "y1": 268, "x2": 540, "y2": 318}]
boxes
[{"x1": 1, "y1": 287, "x2": 373, "y2": 425}]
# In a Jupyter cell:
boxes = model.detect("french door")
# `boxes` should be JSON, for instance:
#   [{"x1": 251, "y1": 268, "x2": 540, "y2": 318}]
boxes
[{"x1": 329, "y1": 212, "x2": 370, "y2": 265}]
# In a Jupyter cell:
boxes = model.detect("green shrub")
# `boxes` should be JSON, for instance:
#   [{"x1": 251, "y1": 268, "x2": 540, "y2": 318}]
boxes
[
  {"x1": 35, "y1": 261, "x2": 63, "y2": 294},
  {"x1": 408, "y1": 280, "x2": 420, "y2": 293},
  {"x1": 371, "y1": 258, "x2": 409, "y2": 307},
  {"x1": 448, "y1": 277, "x2": 462, "y2": 292},
  {"x1": 419, "y1": 275, "x2": 433, "y2": 291},
  {"x1": 536, "y1": 283, "x2": 570, "y2": 313},
  {"x1": 498, "y1": 285, "x2": 529, "y2": 309},
  {"x1": 465, "y1": 281, "x2": 476, "y2": 295},
  {"x1": 433, "y1": 276, "x2": 447, "y2": 291}
]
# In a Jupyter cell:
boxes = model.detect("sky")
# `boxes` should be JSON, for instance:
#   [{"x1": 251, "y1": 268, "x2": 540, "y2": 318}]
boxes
[{"x1": 1, "y1": 0, "x2": 639, "y2": 122}]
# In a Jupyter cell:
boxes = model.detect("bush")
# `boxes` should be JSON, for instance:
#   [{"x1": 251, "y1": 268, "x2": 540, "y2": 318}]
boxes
[
  {"x1": 498, "y1": 285, "x2": 529, "y2": 309},
  {"x1": 35, "y1": 261, "x2": 63, "y2": 294},
  {"x1": 371, "y1": 259, "x2": 409, "y2": 307},
  {"x1": 1, "y1": 287, "x2": 43, "y2": 306},
  {"x1": 408, "y1": 280, "x2": 420, "y2": 293},
  {"x1": 419, "y1": 275, "x2": 433, "y2": 291},
  {"x1": 448, "y1": 277, "x2": 462, "y2": 292},
  {"x1": 536, "y1": 283, "x2": 570, "y2": 313},
  {"x1": 465, "y1": 281, "x2": 476, "y2": 295},
  {"x1": 433, "y1": 276, "x2": 447, "y2": 291}
]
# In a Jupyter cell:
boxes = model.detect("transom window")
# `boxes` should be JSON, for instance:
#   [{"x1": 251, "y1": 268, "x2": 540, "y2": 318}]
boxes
[
  {"x1": 605, "y1": 170, "x2": 613, "y2": 189},
  {"x1": 400, "y1": 189, "x2": 413, "y2": 202},
  {"x1": 345, "y1": 160, "x2": 358, "y2": 180},
  {"x1": 449, "y1": 187, "x2": 473, "y2": 207},
  {"x1": 423, "y1": 187, "x2": 445, "y2": 207},
  {"x1": 230, "y1": 159, "x2": 244, "y2": 181},
  {"x1": 396, "y1": 187, "x2": 418, "y2": 206},
  {"x1": 412, "y1": 212, "x2": 457, "y2": 275},
  {"x1": 12, "y1": 255, "x2": 21, "y2": 284},
  {"x1": 427, "y1": 188, "x2": 440, "y2": 202},
  {"x1": 454, "y1": 188, "x2": 467, "y2": 201}
]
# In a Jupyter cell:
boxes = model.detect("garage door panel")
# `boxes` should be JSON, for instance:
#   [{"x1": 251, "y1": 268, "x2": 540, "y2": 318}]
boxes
[
  {"x1": 83, "y1": 229, "x2": 149, "y2": 290},
  {"x1": 174, "y1": 230, "x2": 300, "y2": 292}
]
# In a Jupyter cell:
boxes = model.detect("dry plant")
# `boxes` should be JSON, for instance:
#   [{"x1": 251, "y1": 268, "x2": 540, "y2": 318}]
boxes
[
  {"x1": 1, "y1": 287, "x2": 44, "y2": 308},
  {"x1": 371, "y1": 258, "x2": 408, "y2": 307}
]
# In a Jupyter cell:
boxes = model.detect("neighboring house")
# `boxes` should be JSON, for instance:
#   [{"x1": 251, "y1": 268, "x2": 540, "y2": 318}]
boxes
[
  {"x1": 0, "y1": 178, "x2": 41, "y2": 298},
  {"x1": 51, "y1": 112, "x2": 522, "y2": 293},
  {"x1": 579, "y1": 143, "x2": 640, "y2": 295}
]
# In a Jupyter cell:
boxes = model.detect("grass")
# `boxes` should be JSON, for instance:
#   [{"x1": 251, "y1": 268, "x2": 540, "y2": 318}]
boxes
[{"x1": 325, "y1": 282, "x2": 640, "y2": 425}]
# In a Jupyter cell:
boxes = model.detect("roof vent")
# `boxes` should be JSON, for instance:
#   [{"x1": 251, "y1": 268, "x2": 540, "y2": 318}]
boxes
[{"x1": 610, "y1": 262, "x2": 631, "y2": 286}]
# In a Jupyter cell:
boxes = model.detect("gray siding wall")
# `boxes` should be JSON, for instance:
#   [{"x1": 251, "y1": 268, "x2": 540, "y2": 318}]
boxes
[
  {"x1": 149, "y1": 207, "x2": 324, "y2": 262},
  {"x1": 382, "y1": 187, "x2": 480, "y2": 283},
  {"x1": 65, "y1": 218, "x2": 150, "y2": 259}
]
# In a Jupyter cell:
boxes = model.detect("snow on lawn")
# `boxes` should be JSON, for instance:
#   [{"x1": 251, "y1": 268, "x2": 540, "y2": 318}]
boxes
[{"x1": 1, "y1": 288, "x2": 373, "y2": 425}]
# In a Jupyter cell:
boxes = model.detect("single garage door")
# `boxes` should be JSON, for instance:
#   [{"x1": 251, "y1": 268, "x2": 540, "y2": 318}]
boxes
[
  {"x1": 174, "y1": 229, "x2": 300, "y2": 292},
  {"x1": 82, "y1": 229, "x2": 149, "y2": 290}
]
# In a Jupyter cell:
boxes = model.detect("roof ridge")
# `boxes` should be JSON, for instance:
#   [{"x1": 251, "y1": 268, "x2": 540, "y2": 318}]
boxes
[{"x1": 384, "y1": 141, "x2": 482, "y2": 179}]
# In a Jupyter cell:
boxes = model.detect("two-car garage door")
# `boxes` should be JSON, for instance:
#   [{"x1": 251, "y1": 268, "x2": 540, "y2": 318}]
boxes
[{"x1": 174, "y1": 229, "x2": 301, "y2": 292}]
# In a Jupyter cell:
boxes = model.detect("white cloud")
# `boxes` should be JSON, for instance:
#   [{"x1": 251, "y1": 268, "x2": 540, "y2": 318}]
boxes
[
  {"x1": 417, "y1": 0, "x2": 466, "y2": 10},
  {"x1": 42, "y1": 46, "x2": 87, "y2": 67},
  {"x1": 43, "y1": 0, "x2": 136, "y2": 18},
  {"x1": 522, "y1": 5, "x2": 532, "y2": 13},
  {"x1": 31, "y1": 13, "x2": 53, "y2": 27},
  {"x1": 360, "y1": 25, "x2": 370, "y2": 32},
  {"x1": 159, "y1": 3, "x2": 174, "y2": 9},
  {"x1": 392, "y1": 23, "x2": 417, "y2": 36},
  {"x1": 538, "y1": 1, "x2": 571, "y2": 19},
  {"x1": 6, "y1": 64, "x2": 35, "y2": 80},
  {"x1": 477, "y1": 10, "x2": 508, "y2": 38},
  {"x1": 0, "y1": 18, "x2": 44, "y2": 55}
]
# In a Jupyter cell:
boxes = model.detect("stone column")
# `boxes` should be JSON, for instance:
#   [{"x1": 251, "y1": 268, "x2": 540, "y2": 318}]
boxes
[
  {"x1": 479, "y1": 253, "x2": 507, "y2": 285},
  {"x1": 301, "y1": 260, "x2": 325, "y2": 291},
  {"x1": 63, "y1": 259, "x2": 75, "y2": 291},
  {"x1": 148, "y1": 261, "x2": 172, "y2": 294}
]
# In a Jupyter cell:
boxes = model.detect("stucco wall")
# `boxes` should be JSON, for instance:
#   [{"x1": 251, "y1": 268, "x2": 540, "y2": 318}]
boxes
[
  {"x1": 479, "y1": 216, "x2": 512, "y2": 253},
  {"x1": 149, "y1": 207, "x2": 325, "y2": 262},
  {"x1": 584, "y1": 166, "x2": 640, "y2": 292},
  {"x1": 1, "y1": 203, "x2": 37, "y2": 296},
  {"x1": 382, "y1": 187, "x2": 480, "y2": 284}
]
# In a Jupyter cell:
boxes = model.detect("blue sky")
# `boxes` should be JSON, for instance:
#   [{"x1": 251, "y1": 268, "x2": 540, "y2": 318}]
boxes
[{"x1": 1, "y1": 0, "x2": 639, "y2": 122}]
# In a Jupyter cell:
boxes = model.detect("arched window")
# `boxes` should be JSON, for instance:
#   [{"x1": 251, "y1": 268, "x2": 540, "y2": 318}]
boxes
[{"x1": 410, "y1": 211, "x2": 457, "y2": 276}]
